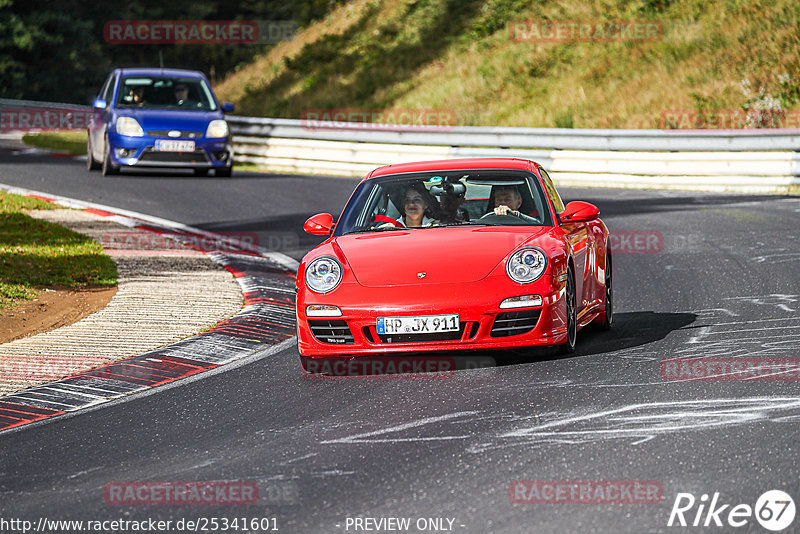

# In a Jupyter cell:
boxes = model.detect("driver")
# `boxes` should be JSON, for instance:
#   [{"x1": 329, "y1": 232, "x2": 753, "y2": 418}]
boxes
[
  {"x1": 173, "y1": 83, "x2": 198, "y2": 107},
  {"x1": 490, "y1": 185, "x2": 538, "y2": 223}
]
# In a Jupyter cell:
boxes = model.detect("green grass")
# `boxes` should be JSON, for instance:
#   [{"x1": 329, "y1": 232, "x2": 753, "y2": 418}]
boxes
[
  {"x1": 216, "y1": 0, "x2": 800, "y2": 129},
  {"x1": 0, "y1": 192, "x2": 56, "y2": 212},
  {"x1": 0, "y1": 191, "x2": 117, "y2": 309},
  {"x1": 22, "y1": 131, "x2": 88, "y2": 155}
]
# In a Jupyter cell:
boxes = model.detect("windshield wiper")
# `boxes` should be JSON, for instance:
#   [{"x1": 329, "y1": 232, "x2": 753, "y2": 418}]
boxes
[
  {"x1": 344, "y1": 226, "x2": 405, "y2": 235},
  {"x1": 447, "y1": 220, "x2": 494, "y2": 227}
]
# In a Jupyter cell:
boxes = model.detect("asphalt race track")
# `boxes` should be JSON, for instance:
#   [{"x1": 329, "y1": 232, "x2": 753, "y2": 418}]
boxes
[{"x1": 2, "y1": 149, "x2": 800, "y2": 533}]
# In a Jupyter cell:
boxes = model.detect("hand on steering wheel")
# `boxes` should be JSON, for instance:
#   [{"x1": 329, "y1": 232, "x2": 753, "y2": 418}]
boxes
[
  {"x1": 493, "y1": 205, "x2": 519, "y2": 217},
  {"x1": 480, "y1": 207, "x2": 518, "y2": 219}
]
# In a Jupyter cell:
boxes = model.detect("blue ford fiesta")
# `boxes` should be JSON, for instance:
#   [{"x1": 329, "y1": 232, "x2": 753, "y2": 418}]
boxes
[{"x1": 87, "y1": 68, "x2": 235, "y2": 177}]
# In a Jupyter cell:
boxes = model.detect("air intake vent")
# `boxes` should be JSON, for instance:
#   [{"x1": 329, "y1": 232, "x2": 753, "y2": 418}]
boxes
[
  {"x1": 309, "y1": 320, "x2": 354, "y2": 344},
  {"x1": 491, "y1": 311, "x2": 541, "y2": 337}
]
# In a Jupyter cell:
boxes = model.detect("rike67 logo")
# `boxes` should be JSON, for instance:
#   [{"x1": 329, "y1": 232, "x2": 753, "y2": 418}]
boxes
[{"x1": 668, "y1": 490, "x2": 795, "y2": 531}]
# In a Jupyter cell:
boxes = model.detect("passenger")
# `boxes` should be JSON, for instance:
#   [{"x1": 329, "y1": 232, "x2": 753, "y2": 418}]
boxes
[
  {"x1": 490, "y1": 185, "x2": 538, "y2": 223},
  {"x1": 397, "y1": 183, "x2": 438, "y2": 227},
  {"x1": 128, "y1": 86, "x2": 145, "y2": 107}
]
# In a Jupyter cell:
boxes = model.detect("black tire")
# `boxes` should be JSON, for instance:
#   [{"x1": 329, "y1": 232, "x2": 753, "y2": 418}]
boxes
[
  {"x1": 215, "y1": 166, "x2": 232, "y2": 177},
  {"x1": 101, "y1": 137, "x2": 119, "y2": 176},
  {"x1": 559, "y1": 268, "x2": 577, "y2": 355},
  {"x1": 600, "y1": 251, "x2": 613, "y2": 330},
  {"x1": 86, "y1": 135, "x2": 100, "y2": 171}
]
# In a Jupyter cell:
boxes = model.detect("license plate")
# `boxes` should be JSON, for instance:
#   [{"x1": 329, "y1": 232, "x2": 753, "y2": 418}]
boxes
[
  {"x1": 155, "y1": 140, "x2": 195, "y2": 152},
  {"x1": 377, "y1": 314, "x2": 459, "y2": 335}
]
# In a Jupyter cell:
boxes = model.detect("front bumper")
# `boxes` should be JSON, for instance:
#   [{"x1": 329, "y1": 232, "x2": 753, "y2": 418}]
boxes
[
  {"x1": 297, "y1": 275, "x2": 568, "y2": 357},
  {"x1": 109, "y1": 135, "x2": 233, "y2": 169}
]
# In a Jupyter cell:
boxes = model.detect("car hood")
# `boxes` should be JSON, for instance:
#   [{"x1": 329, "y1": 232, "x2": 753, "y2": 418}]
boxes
[
  {"x1": 335, "y1": 226, "x2": 552, "y2": 287},
  {"x1": 118, "y1": 109, "x2": 221, "y2": 133}
]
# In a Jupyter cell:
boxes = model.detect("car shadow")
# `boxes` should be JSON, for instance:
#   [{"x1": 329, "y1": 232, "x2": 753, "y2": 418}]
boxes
[
  {"x1": 299, "y1": 311, "x2": 697, "y2": 377},
  {"x1": 488, "y1": 310, "x2": 697, "y2": 367}
]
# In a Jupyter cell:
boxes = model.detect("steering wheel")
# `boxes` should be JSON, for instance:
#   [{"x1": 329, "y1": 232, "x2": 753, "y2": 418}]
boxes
[
  {"x1": 372, "y1": 214, "x2": 404, "y2": 228},
  {"x1": 479, "y1": 212, "x2": 518, "y2": 223}
]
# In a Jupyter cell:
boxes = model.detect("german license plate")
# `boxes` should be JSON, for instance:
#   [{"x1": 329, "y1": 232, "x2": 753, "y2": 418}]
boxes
[
  {"x1": 155, "y1": 140, "x2": 195, "y2": 152},
  {"x1": 377, "y1": 314, "x2": 459, "y2": 335}
]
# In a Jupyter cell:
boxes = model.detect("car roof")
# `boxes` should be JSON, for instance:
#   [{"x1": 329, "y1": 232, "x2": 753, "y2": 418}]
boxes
[
  {"x1": 116, "y1": 68, "x2": 207, "y2": 79},
  {"x1": 366, "y1": 158, "x2": 539, "y2": 181}
]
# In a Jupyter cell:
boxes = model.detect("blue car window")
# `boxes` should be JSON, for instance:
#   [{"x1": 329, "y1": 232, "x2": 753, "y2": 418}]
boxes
[{"x1": 116, "y1": 77, "x2": 217, "y2": 111}]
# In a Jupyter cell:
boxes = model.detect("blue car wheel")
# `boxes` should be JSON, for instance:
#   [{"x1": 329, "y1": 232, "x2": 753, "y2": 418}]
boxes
[{"x1": 101, "y1": 136, "x2": 119, "y2": 177}]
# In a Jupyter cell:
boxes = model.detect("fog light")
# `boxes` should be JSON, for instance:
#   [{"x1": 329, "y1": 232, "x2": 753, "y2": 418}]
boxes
[
  {"x1": 499, "y1": 295, "x2": 543, "y2": 309},
  {"x1": 115, "y1": 148, "x2": 132, "y2": 158},
  {"x1": 306, "y1": 305, "x2": 342, "y2": 317},
  {"x1": 214, "y1": 151, "x2": 229, "y2": 161}
]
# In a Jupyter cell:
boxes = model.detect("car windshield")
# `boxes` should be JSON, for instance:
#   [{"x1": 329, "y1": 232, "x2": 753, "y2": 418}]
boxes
[
  {"x1": 116, "y1": 76, "x2": 217, "y2": 111},
  {"x1": 333, "y1": 170, "x2": 552, "y2": 236}
]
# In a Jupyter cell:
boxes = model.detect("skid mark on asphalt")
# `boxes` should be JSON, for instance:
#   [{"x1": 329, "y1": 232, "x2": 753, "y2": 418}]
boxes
[
  {"x1": 667, "y1": 297, "x2": 800, "y2": 362},
  {"x1": 494, "y1": 397, "x2": 800, "y2": 445},
  {"x1": 724, "y1": 294, "x2": 798, "y2": 312},
  {"x1": 315, "y1": 398, "x2": 800, "y2": 453},
  {"x1": 320, "y1": 411, "x2": 480, "y2": 444},
  {"x1": 314, "y1": 298, "x2": 800, "y2": 453},
  {"x1": 751, "y1": 253, "x2": 800, "y2": 264}
]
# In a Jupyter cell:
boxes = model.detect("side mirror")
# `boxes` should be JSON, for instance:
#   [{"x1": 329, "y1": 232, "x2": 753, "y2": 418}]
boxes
[
  {"x1": 92, "y1": 98, "x2": 107, "y2": 109},
  {"x1": 304, "y1": 213, "x2": 334, "y2": 235},
  {"x1": 222, "y1": 102, "x2": 235, "y2": 113},
  {"x1": 560, "y1": 201, "x2": 599, "y2": 223}
]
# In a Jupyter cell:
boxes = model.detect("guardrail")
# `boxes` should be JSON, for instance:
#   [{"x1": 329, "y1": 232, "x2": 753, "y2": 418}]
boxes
[
  {"x1": 2, "y1": 99, "x2": 797, "y2": 193},
  {"x1": 227, "y1": 116, "x2": 800, "y2": 193},
  {"x1": 0, "y1": 98, "x2": 94, "y2": 133}
]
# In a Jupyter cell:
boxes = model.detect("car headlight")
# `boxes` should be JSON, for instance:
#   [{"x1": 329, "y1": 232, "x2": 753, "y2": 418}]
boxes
[
  {"x1": 305, "y1": 256, "x2": 343, "y2": 293},
  {"x1": 205, "y1": 120, "x2": 229, "y2": 138},
  {"x1": 116, "y1": 117, "x2": 144, "y2": 137},
  {"x1": 506, "y1": 247, "x2": 547, "y2": 284}
]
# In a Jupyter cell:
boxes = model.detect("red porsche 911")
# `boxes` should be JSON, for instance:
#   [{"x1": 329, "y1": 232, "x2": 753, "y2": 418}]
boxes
[{"x1": 297, "y1": 158, "x2": 611, "y2": 369}]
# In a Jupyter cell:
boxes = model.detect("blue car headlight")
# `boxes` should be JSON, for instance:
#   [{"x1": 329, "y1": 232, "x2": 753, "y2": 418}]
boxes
[
  {"x1": 305, "y1": 256, "x2": 343, "y2": 293},
  {"x1": 205, "y1": 120, "x2": 229, "y2": 139},
  {"x1": 506, "y1": 247, "x2": 547, "y2": 284},
  {"x1": 116, "y1": 117, "x2": 144, "y2": 137}
]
